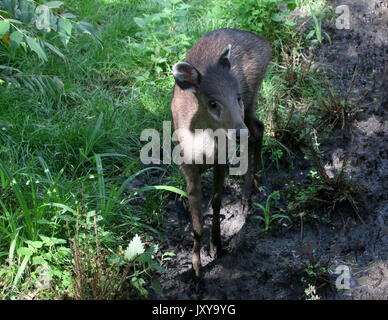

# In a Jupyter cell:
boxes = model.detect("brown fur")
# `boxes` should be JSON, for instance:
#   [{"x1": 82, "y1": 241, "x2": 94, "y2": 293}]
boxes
[{"x1": 171, "y1": 28, "x2": 272, "y2": 278}]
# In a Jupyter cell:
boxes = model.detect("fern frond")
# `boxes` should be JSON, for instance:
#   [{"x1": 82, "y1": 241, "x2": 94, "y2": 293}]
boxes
[{"x1": 0, "y1": 65, "x2": 64, "y2": 102}]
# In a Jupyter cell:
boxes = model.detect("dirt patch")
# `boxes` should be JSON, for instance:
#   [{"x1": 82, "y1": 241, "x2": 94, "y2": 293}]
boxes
[{"x1": 153, "y1": 0, "x2": 388, "y2": 300}]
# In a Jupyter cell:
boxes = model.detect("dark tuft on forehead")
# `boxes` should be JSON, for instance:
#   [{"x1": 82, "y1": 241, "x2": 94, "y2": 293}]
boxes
[{"x1": 199, "y1": 64, "x2": 239, "y2": 98}]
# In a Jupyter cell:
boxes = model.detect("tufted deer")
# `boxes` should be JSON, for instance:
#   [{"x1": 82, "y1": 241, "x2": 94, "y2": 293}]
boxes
[{"x1": 171, "y1": 28, "x2": 272, "y2": 278}]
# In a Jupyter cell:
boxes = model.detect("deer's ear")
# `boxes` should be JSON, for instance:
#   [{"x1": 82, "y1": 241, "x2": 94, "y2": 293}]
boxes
[
  {"x1": 172, "y1": 62, "x2": 201, "y2": 92},
  {"x1": 218, "y1": 44, "x2": 232, "y2": 69}
]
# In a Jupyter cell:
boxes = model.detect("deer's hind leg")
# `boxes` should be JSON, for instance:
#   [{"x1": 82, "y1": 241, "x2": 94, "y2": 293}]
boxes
[
  {"x1": 242, "y1": 99, "x2": 265, "y2": 210},
  {"x1": 249, "y1": 116, "x2": 264, "y2": 188}
]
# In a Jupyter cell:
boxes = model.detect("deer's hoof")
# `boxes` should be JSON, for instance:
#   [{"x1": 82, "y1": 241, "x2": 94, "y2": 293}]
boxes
[
  {"x1": 209, "y1": 240, "x2": 222, "y2": 259},
  {"x1": 253, "y1": 175, "x2": 261, "y2": 189},
  {"x1": 191, "y1": 264, "x2": 202, "y2": 280},
  {"x1": 242, "y1": 198, "x2": 251, "y2": 214},
  {"x1": 189, "y1": 274, "x2": 205, "y2": 296}
]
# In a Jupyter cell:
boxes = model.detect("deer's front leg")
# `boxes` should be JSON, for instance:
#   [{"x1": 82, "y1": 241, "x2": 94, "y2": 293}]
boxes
[
  {"x1": 181, "y1": 164, "x2": 203, "y2": 278},
  {"x1": 210, "y1": 164, "x2": 226, "y2": 258}
]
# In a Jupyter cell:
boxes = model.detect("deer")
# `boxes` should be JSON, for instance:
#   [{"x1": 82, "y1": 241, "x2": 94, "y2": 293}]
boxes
[{"x1": 171, "y1": 28, "x2": 272, "y2": 278}]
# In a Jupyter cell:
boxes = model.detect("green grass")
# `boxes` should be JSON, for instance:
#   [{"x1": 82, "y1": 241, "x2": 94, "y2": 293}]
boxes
[
  {"x1": 0, "y1": 0, "x2": 342, "y2": 299},
  {"x1": 0, "y1": 0, "x2": 190, "y2": 298},
  {"x1": 252, "y1": 191, "x2": 291, "y2": 232}
]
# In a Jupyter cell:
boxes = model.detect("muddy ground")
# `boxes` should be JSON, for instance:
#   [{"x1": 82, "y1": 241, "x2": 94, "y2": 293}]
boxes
[{"x1": 151, "y1": 0, "x2": 387, "y2": 300}]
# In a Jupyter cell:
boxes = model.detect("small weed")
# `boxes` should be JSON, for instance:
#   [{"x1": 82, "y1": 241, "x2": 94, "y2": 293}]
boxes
[
  {"x1": 317, "y1": 81, "x2": 358, "y2": 130},
  {"x1": 308, "y1": 134, "x2": 365, "y2": 216},
  {"x1": 217, "y1": 0, "x2": 298, "y2": 44},
  {"x1": 252, "y1": 191, "x2": 291, "y2": 232},
  {"x1": 0, "y1": 233, "x2": 72, "y2": 299},
  {"x1": 67, "y1": 216, "x2": 172, "y2": 300},
  {"x1": 304, "y1": 284, "x2": 320, "y2": 300},
  {"x1": 301, "y1": 260, "x2": 329, "y2": 299},
  {"x1": 305, "y1": 5, "x2": 332, "y2": 46},
  {"x1": 262, "y1": 136, "x2": 294, "y2": 169}
]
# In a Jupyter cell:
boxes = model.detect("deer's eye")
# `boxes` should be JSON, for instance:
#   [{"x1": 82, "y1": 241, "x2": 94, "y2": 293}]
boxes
[
  {"x1": 237, "y1": 94, "x2": 242, "y2": 103},
  {"x1": 208, "y1": 100, "x2": 217, "y2": 108}
]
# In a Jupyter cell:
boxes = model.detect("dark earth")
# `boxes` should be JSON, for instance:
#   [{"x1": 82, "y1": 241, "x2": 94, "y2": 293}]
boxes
[{"x1": 150, "y1": 0, "x2": 387, "y2": 300}]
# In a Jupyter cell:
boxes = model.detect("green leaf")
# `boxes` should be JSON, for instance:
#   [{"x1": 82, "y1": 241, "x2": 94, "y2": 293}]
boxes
[
  {"x1": 1, "y1": 0, "x2": 18, "y2": 16},
  {"x1": 271, "y1": 214, "x2": 292, "y2": 222},
  {"x1": 39, "y1": 235, "x2": 66, "y2": 246},
  {"x1": 133, "y1": 17, "x2": 145, "y2": 27},
  {"x1": 253, "y1": 203, "x2": 265, "y2": 211},
  {"x1": 0, "y1": 20, "x2": 10, "y2": 36},
  {"x1": 124, "y1": 234, "x2": 145, "y2": 262},
  {"x1": 251, "y1": 215, "x2": 265, "y2": 221},
  {"x1": 18, "y1": 0, "x2": 36, "y2": 24},
  {"x1": 75, "y1": 21, "x2": 102, "y2": 45},
  {"x1": 162, "y1": 251, "x2": 176, "y2": 262},
  {"x1": 272, "y1": 14, "x2": 283, "y2": 22},
  {"x1": 42, "y1": 202, "x2": 76, "y2": 214},
  {"x1": 57, "y1": 246, "x2": 71, "y2": 256},
  {"x1": 25, "y1": 36, "x2": 47, "y2": 61},
  {"x1": 306, "y1": 30, "x2": 315, "y2": 40},
  {"x1": 130, "y1": 277, "x2": 148, "y2": 297},
  {"x1": 43, "y1": 1, "x2": 64, "y2": 8},
  {"x1": 8, "y1": 234, "x2": 18, "y2": 266},
  {"x1": 17, "y1": 247, "x2": 34, "y2": 256},
  {"x1": 32, "y1": 256, "x2": 48, "y2": 266},
  {"x1": 49, "y1": 11, "x2": 58, "y2": 31},
  {"x1": 10, "y1": 74, "x2": 64, "y2": 101},
  {"x1": 151, "y1": 277, "x2": 162, "y2": 295},
  {"x1": 284, "y1": 20, "x2": 296, "y2": 27},
  {"x1": 136, "y1": 185, "x2": 187, "y2": 197},
  {"x1": 149, "y1": 261, "x2": 166, "y2": 272},
  {"x1": 57, "y1": 17, "x2": 72, "y2": 45},
  {"x1": 44, "y1": 41, "x2": 66, "y2": 60},
  {"x1": 57, "y1": 17, "x2": 72, "y2": 33},
  {"x1": 61, "y1": 13, "x2": 77, "y2": 19},
  {"x1": 5, "y1": 19, "x2": 23, "y2": 24},
  {"x1": 37, "y1": 218, "x2": 54, "y2": 225},
  {"x1": 13, "y1": 255, "x2": 30, "y2": 287},
  {"x1": 178, "y1": 3, "x2": 191, "y2": 10},
  {"x1": 25, "y1": 240, "x2": 43, "y2": 249},
  {"x1": 287, "y1": 1, "x2": 297, "y2": 11},
  {"x1": 0, "y1": 64, "x2": 20, "y2": 74},
  {"x1": 9, "y1": 30, "x2": 23, "y2": 48}
]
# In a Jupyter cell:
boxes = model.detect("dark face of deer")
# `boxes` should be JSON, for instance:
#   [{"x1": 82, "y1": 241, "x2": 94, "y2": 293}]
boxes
[{"x1": 172, "y1": 45, "x2": 249, "y2": 140}]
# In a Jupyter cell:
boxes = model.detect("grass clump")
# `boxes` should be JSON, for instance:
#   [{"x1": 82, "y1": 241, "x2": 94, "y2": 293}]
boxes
[{"x1": 283, "y1": 136, "x2": 366, "y2": 223}]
